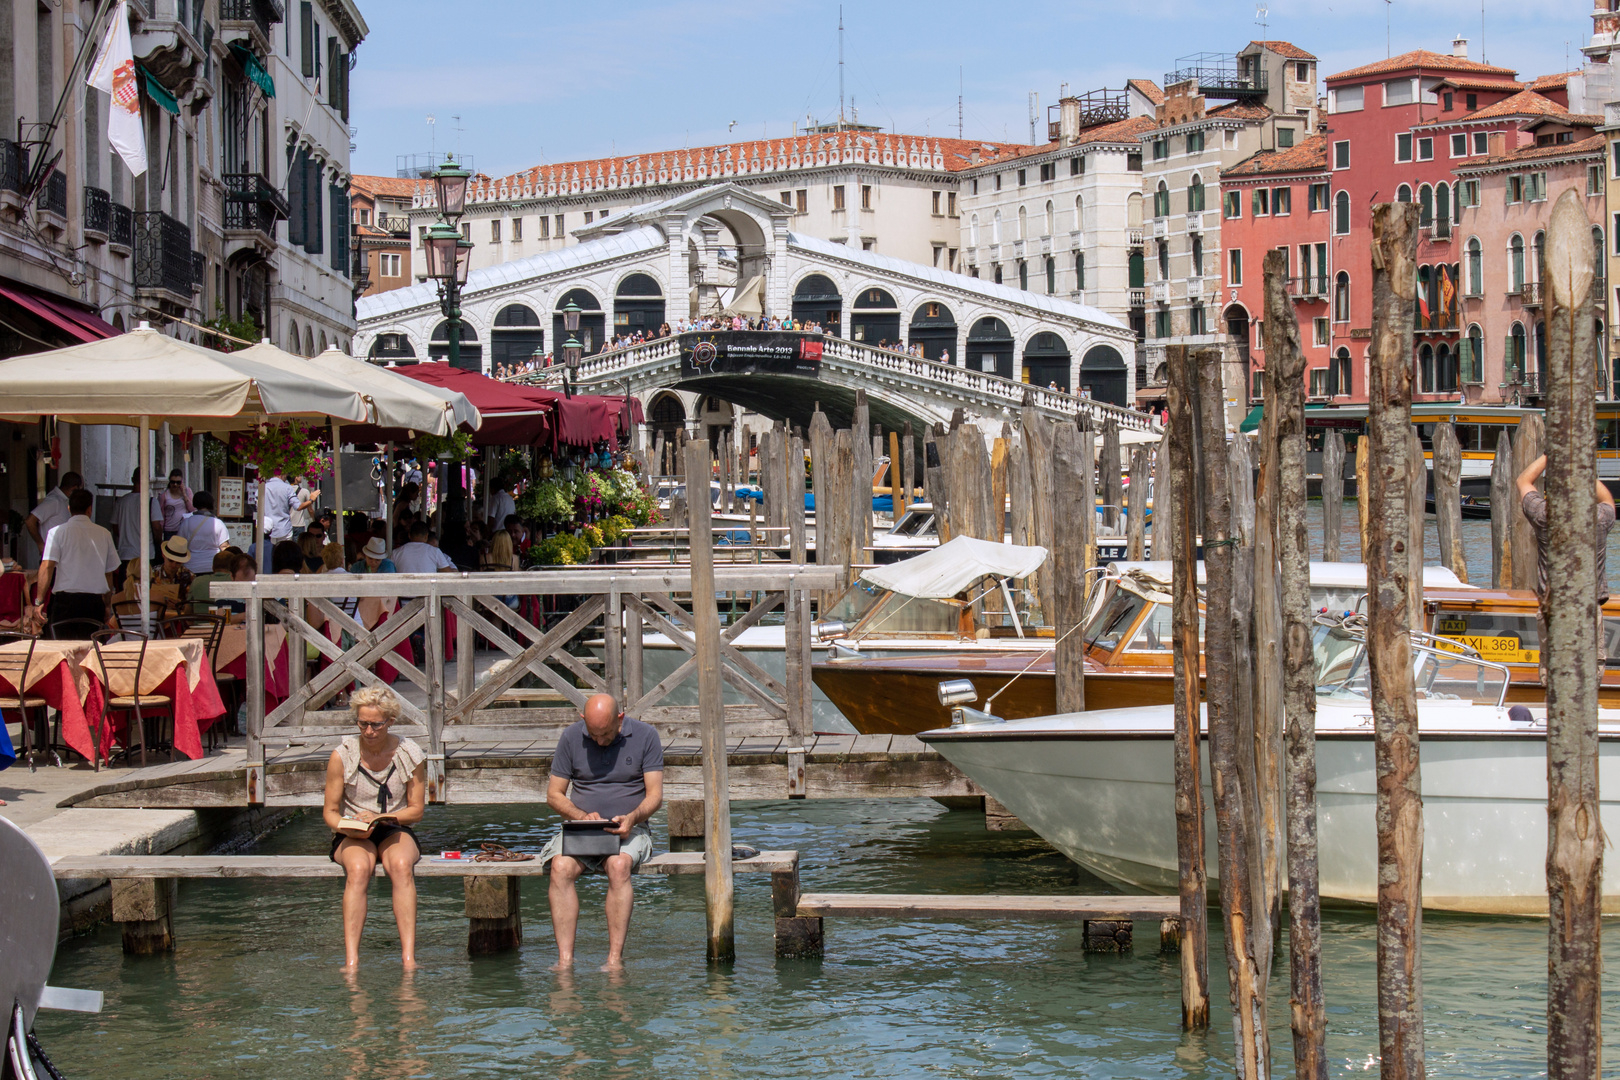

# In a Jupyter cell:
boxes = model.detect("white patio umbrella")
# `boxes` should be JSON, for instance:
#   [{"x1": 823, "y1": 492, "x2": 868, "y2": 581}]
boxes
[
  {"x1": 0, "y1": 324, "x2": 374, "y2": 635},
  {"x1": 313, "y1": 345, "x2": 479, "y2": 435}
]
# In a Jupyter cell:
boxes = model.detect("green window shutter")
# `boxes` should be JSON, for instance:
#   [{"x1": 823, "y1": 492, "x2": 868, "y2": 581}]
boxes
[
  {"x1": 300, "y1": 2, "x2": 314, "y2": 78},
  {"x1": 287, "y1": 147, "x2": 305, "y2": 246},
  {"x1": 305, "y1": 155, "x2": 323, "y2": 255}
]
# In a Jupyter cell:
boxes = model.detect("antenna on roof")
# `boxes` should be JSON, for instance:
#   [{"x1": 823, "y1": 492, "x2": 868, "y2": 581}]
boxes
[
  {"x1": 1385, "y1": 0, "x2": 1392, "y2": 59},
  {"x1": 1256, "y1": 3, "x2": 1268, "y2": 35},
  {"x1": 838, "y1": 6, "x2": 845, "y2": 131},
  {"x1": 426, "y1": 115, "x2": 435, "y2": 159},
  {"x1": 958, "y1": 66, "x2": 964, "y2": 139},
  {"x1": 451, "y1": 115, "x2": 465, "y2": 162}
]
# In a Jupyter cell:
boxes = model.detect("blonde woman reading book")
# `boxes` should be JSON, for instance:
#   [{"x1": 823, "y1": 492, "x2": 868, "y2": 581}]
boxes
[{"x1": 322, "y1": 685, "x2": 426, "y2": 970}]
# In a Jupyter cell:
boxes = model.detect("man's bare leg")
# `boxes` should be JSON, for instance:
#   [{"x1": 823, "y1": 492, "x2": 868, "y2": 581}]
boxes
[
  {"x1": 549, "y1": 855, "x2": 583, "y2": 970},
  {"x1": 602, "y1": 852, "x2": 634, "y2": 971}
]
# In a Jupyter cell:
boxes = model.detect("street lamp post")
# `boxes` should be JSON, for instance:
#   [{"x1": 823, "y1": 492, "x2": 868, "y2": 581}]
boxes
[
  {"x1": 562, "y1": 299, "x2": 582, "y2": 398},
  {"x1": 426, "y1": 157, "x2": 473, "y2": 370}
]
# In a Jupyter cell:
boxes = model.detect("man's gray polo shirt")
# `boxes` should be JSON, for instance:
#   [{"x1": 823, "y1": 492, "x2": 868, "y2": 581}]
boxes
[{"x1": 550, "y1": 717, "x2": 664, "y2": 818}]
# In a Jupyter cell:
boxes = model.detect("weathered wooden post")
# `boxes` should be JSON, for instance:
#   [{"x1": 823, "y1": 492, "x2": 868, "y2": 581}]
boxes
[
  {"x1": 1512, "y1": 412, "x2": 1545, "y2": 592},
  {"x1": 1367, "y1": 201, "x2": 1424, "y2": 1080},
  {"x1": 1078, "y1": 418, "x2": 1096, "y2": 607},
  {"x1": 925, "y1": 431, "x2": 948, "y2": 540},
  {"x1": 1126, "y1": 445, "x2": 1149, "y2": 560},
  {"x1": 1009, "y1": 432, "x2": 1032, "y2": 548},
  {"x1": 684, "y1": 440, "x2": 734, "y2": 963},
  {"x1": 1165, "y1": 343, "x2": 1210, "y2": 1030},
  {"x1": 1407, "y1": 429, "x2": 1427, "y2": 628},
  {"x1": 788, "y1": 434, "x2": 807, "y2": 567},
  {"x1": 902, "y1": 421, "x2": 916, "y2": 513},
  {"x1": 1051, "y1": 423, "x2": 1089, "y2": 712},
  {"x1": 1022, "y1": 406, "x2": 1056, "y2": 622},
  {"x1": 1354, "y1": 434, "x2": 1371, "y2": 560},
  {"x1": 991, "y1": 427, "x2": 1010, "y2": 542},
  {"x1": 1152, "y1": 428, "x2": 1170, "y2": 559},
  {"x1": 1321, "y1": 430, "x2": 1344, "y2": 562},
  {"x1": 889, "y1": 430, "x2": 904, "y2": 515},
  {"x1": 1195, "y1": 343, "x2": 1270, "y2": 1076},
  {"x1": 718, "y1": 429, "x2": 732, "y2": 515},
  {"x1": 112, "y1": 878, "x2": 175, "y2": 955},
  {"x1": 809, "y1": 409, "x2": 834, "y2": 610},
  {"x1": 1100, "y1": 420, "x2": 1123, "y2": 531},
  {"x1": 1432, "y1": 422, "x2": 1467, "y2": 582},
  {"x1": 1264, "y1": 249, "x2": 1328, "y2": 1078},
  {"x1": 465, "y1": 876, "x2": 522, "y2": 954},
  {"x1": 830, "y1": 429, "x2": 856, "y2": 584},
  {"x1": 1491, "y1": 430, "x2": 1516, "y2": 587},
  {"x1": 851, "y1": 393, "x2": 874, "y2": 563},
  {"x1": 1542, "y1": 188, "x2": 1604, "y2": 1080}
]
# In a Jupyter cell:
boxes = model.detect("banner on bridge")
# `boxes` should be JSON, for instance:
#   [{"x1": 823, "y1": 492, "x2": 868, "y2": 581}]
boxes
[{"x1": 678, "y1": 331, "x2": 823, "y2": 379}]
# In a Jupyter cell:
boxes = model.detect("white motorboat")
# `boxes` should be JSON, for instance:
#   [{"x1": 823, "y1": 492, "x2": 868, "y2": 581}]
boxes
[{"x1": 921, "y1": 617, "x2": 1620, "y2": 915}]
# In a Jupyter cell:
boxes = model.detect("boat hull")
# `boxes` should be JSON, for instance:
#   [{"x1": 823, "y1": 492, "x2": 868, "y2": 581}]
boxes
[{"x1": 926, "y1": 726, "x2": 1620, "y2": 915}]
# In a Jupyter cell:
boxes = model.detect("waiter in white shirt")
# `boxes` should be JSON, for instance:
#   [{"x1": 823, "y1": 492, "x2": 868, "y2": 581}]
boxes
[
  {"x1": 488, "y1": 479, "x2": 517, "y2": 533},
  {"x1": 33, "y1": 488, "x2": 120, "y2": 626},
  {"x1": 25, "y1": 471, "x2": 83, "y2": 560},
  {"x1": 392, "y1": 522, "x2": 457, "y2": 573}
]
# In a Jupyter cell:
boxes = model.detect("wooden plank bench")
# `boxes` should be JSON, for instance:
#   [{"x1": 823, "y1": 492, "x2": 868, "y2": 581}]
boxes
[
  {"x1": 51, "y1": 851, "x2": 802, "y2": 957},
  {"x1": 787, "y1": 892, "x2": 1184, "y2": 955}
]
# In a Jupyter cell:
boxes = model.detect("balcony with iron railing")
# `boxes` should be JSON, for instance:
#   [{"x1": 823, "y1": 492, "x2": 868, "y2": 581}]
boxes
[
  {"x1": 1287, "y1": 276, "x2": 1329, "y2": 300},
  {"x1": 1165, "y1": 53, "x2": 1269, "y2": 98},
  {"x1": 1416, "y1": 309, "x2": 1460, "y2": 333},
  {"x1": 1519, "y1": 280, "x2": 1543, "y2": 308},
  {"x1": 134, "y1": 211, "x2": 195, "y2": 301},
  {"x1": 224, "y1": 171, "x2": 287, "y2": 240},
  {"x1": 109, "y1": 201, "x2": 133, "y2": 249},
  {"x1": 376, "y1": 212, "x2": 412, "y2": 236},
  {"x1": 0, "y1": 139, "x2": 27, "y2": 210},
  {"x1": 84, "y1": 186, "x2": 109, "y2": 239},
  {"x1": 41, "y1": 171, "x2": 66, "y2": 219},
  {"x1": 220, "y1": 0, "x2": 280, "y2": 49}
]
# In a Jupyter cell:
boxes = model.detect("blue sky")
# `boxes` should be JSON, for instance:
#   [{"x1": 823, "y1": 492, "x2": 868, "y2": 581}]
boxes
[{"x1": 349, "y1": 0, "x2": 1600, "y2": 180}]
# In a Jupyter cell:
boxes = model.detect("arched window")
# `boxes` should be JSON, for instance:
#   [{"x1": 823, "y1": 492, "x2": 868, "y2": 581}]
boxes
[
  {"x1": 1435, "y1": 182, "x2": 1451, "y2": 235},
  {"x1": 288, "y1": 319, "x2": 300, "y2": 355},
  {"x1": 1418, "y1": 342, "x2": 1435, "y2": 394},
  {"x1": 1396, "y1": 184, "x2": 1412, "y2": 203},
  {"x1": 1075, "y1": 252, "x2": 1086, "y2": 291},
  {"x1": 1334, "y1": 271, "x2": 1350, "y2": 322},
  {"x1": 1594, "y1": 225, "x2": 1606, "y2": 274},
  {"x1": 1509, "y1": 321, "x2": 1527, "y2": 377},
  {"x1": 1045, "y1": 256, "x2": 1056, "y2": 293},
  {"x1": 969, "y1": 214, "x2": 979, "y2": 247},
  {"x1": 1018, "y1": 205, "x2": 1027, "y2": 241},
  {"x1": 1188, "y1": 173, "x2": 1205, "y2": 213},
  {"x1": 1127, "y1": 192, "x2": 1143, "y2": 228},
  {"x1": 1154, "y1": 180, "x2": 1170, "y2": 218},
  {"x1": 1532, "y1": 230, "x2": 1546, "y2": 283},
  {"x1": 1534, "y1": 320, "x2": 1546, "y2": 375},
  {"x1": 1466, "y1": 237, "x2": 1483, "y2": 297},
  {"x1": 1510, "y1": 234, "x2": 1525, "y2": 292},
  {"x1": 1418, "y1": 184, "x2": 1433, "y2": 228},
  {"x1": 1438, "y1": 342, "x2": 1457, "y2": 392},
  {"x1": 1331, "y1": 347, "x2": 1352, "y2": 397},
  {"x1": 1464, "y1": 322, "x2": 1484, "y2": 383},
  {"x1": 1417, "y1": 265, "x2": 1433, "y2": 329},
  {"x1": 1334, "y1": 191, "x2": 1350, "y2": 235},
  {"x1": 1074, "y1": 194, "x2": 1084, "y2": 231},
  {"x1": 992, "y1": 209, "x2": 1002, "y2": 244},
  {"x1": 1018, "y1": 259, "x2": 1029, "y2": 290},
  {"x1": 1044, "y1": 200, "x2": 1054, "y2": 236}
]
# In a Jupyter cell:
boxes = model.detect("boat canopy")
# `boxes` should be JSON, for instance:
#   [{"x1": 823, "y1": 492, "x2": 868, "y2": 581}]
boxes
[
  {"x1": 1105, "y1": 561, "x2": 1473, "y2": 590},
  {"x1": 860, "y1": 535, "x2": 1049, "y2": 599}
]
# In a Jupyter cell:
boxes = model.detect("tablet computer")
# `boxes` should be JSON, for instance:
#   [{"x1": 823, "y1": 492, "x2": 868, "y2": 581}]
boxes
[{"x1": 561, "y1": 819, "x2": 621, "y2": 857}]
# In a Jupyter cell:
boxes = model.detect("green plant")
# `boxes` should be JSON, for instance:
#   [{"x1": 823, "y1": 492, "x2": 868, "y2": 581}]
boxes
[
  {"x1": 230, "y1": 422, "x2": 330, "y2": 486},
  {"x1": 581, "y1": 524, "x2": 604, "y2": 548},
  {"x1": 201, "y1": 304, "x2": 260, "y2": 353},
  {"x1": 414, "y1": 430, "x2": 473, "y2": 462},
  {"x1": 516, "y1": 479, "x2": 575, "y2": 525},
  {"x1": 532, "y1": 533, "x2": 591, "y2": 566},
  {"x1": 202, "y1": 435, "x2": 228, "y2": 474},
  {"x1": 599, "y1": 514, "x2": 633, "y2": 544}
]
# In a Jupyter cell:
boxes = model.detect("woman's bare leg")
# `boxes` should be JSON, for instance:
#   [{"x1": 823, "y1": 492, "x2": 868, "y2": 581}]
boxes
[
  {"x1": 335, "y1": 839, "x2": 378, "y2": 969},
  {"x1": 376, "y1": 831, "x2": 421, "y2": 970}
]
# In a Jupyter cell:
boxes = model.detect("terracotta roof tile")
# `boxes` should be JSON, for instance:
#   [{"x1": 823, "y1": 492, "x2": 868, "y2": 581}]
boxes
[
  {"x1": 1436, "y1": 75, "x2": 1524, "y2": 92},
  {"x1": 1207, "y1": 101, "x2": 1273, "y2": 120},
  {"x1": 1222, "y1": 134, "x2": 1329, "y2": 177},
  {"x1": 1249, "y1": 40, "x2": 1316, "y2": 60},
  {"x1": 1459, "y1": 133, "x2": 1605, "y2": 166},
  {"x1": 1529, "y1": 71, "x2": 1575, "y2": 91},
  {"x1": 1328, "y1": 49, "x2": 1516, "y2": 82},
  {"x1": 350, "y1": 174, "x2": 428, "y2": 199},
  {"x1": 957, "y1": 116, "x2": 1163, "y2": 168},
  {"x1": 1462, "y1": 89, "x2": 1577, "y2": 121},
  {"x1": 1127, "y1": 78, "x2": 1165, "y2": 105}
]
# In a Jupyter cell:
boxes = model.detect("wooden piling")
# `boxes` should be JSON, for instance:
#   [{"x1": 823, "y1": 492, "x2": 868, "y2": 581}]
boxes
[
  {"x1": 1354, "y1": 434, "x2": 1371, "y2": 559},
  {"x1": 1541, "y1": 188, "x2": 1604, "y2": 1080},
  {"x1": 684, "y1": 440, "x2": 734, "y2": 963},
  {"x1": 852, "y1": 393, "x2": 874, "y2": 562},
  {"x1": 788, "y1": 433, "x2": 807, "y2": 566},
  {"x1": 465, "y1": 875, "x2": 522, "y2": 954},
  {"x1": 1009, "y1": 434, "x2": 1032, "y2": 549},
  {"x1": 991, "y1": 430, "x2": 1010, "y2": 543},
  {"x1": 1264, "y1": 248, "x2": 1328, "y2": 1078},
  {"x1": 1407, "y1": 429, "x2": 1427, "y2": 629},
  {"x1": 1165, "y1": 343, "x2": 1210, "y2": 1031},
  {"x1": 666, "y1": 798, "x2": 706, "y2": 852},
  {"x1": 902, "y1": 421, "x2": 916, "y2": 513},
  {"x1": 1152, "y1": 428, "x2": 1170, "y2": 559},
  {"x1": 111, "y1": 877, "x2": 175, "y2": 955},
  {"x1": 830, "y1": 429, "x2": 856, "y2": 583},
  {"x1": 1321, "y1": 430, "x2": 1344, "y2": 563},
  {"x1": 1022, "y1": 407, "x2": 1056, "y2": 623},
  {"x1": 1491, "y1": 429, "x2": 1516, "y2": 587},
  {"x1": 1195, "y1": 344, "x2": 1270, "y2": 1076},
  {"x1": 1432, "y1": 422, "x2": 1467, "y2": 582},
  {"x1": 1051, "y1": 423, "x2": 1089, "y2": 712},
  {"x1": 1512, "y1": 413, "x2": 1545, "y2": 592},
  {"x1": 1077, "y1": 419, "x2": 1096, "y2": 610},
  {"x1": 1100, "y1": 420, "x2": 1123, "y2": 531},
  {"x1": 889, "y1": 430, "x2": 904, "y2": 515},
  {"x1": 1367, "y1": 201, "x2": 1424, "y2": 1080},
  {"x1": 809, "y1": 409, "x2": 835, "y2": 610},
  {"x1": 1126, "y1": 445, "x2": 1149, "y2": 561}
]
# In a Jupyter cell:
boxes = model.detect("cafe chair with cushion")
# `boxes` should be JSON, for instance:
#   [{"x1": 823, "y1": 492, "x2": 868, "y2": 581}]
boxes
[
  {"x1": 0, "y1": 633, "x2": 56, "y2": 770},
  {"x1": 89, "y1": 628, "x2": 175, "y2": 767},
  {"x1": 157, "y1": 614, "x2": 230, "y2": 750}
]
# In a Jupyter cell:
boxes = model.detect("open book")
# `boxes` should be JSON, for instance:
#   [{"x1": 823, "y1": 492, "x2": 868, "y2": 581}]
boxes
[{"x1": 336, "y1": 814, "x2": 397, "y2": 835}]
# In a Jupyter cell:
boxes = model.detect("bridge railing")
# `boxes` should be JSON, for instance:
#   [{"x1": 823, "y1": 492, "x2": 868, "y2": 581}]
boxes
[
  {"x1": 512, "y1": 331, "x2": 1159, "y2": 433},
  {"x1": 212, "y1": 564, "x2": 839, "y2": 803}
]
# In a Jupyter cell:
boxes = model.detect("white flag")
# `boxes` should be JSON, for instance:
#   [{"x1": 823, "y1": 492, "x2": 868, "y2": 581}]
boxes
[{"x1": 86, "y1": 0, "x2": 145, "y2": 177}]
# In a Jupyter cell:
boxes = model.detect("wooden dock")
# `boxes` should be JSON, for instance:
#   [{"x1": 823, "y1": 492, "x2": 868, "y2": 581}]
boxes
[{"x1": 57, "y1": 734, "x2": 984, "y2": 809}]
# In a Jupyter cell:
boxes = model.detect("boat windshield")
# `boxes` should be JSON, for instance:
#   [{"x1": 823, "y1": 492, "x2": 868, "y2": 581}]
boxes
[
  {"x1": 1085, "y1": 586, "x2": 1147, "y2": 651},
  {"x1": 823, "y1": 581, "x2": 886, "y2": 626},
  {"x1": 889, "y1": 512, "x2": 936, "y2": 537},
  {"x1": 1313, "y1": 623, "x2": 1510, "y2": 707}
]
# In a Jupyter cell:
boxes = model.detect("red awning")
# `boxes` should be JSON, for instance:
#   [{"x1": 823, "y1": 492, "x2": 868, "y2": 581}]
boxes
[{"x1": 0, "y1": 283, "x2": 119, "y2": 344}]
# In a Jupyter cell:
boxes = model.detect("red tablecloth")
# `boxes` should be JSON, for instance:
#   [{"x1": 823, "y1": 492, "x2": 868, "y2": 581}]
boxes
[
  {"x1": 0, "y1": 649, "x2": 106, "y2": 763},
  {"x1": 86, "y1": 641, "x2": 227, "y2": 760},
  {"x1": 219, "y1": 632, "x2": 289, "y2": 715}
]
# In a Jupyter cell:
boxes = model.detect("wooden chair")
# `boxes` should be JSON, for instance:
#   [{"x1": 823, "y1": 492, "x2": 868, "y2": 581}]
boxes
[
  {"x1": 90, "y1": 629, "x2": 175, "y2": 767},
  {"x1": 112, "y1": 600, "x2": 160, "y2": 638},
  {"x1": 157, "y1": 614, "x2": 230, "y2": 750},
  {"x1": 0, "y1": 633, "x2": 55, "y2": 769}
]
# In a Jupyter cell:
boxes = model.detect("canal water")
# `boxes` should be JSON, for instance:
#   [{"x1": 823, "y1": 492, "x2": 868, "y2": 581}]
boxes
[
  {"x1": 37, "y1": 800, "x2": 1620, "y2": 1079},
  {"x1": 35, "y1": 503, "x2": 1620, "y2": 1078}
]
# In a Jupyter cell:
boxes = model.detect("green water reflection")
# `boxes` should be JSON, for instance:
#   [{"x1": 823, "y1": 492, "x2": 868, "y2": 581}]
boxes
[{"x1": 37, "y1": 799, "x2": 1620, "y2": 1078}]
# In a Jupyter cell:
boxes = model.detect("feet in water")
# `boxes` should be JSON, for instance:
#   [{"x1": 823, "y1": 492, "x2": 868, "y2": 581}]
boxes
[
  {"x1": 599, "y1": 959, "x2": 625, "y2": 973},
  {"x1": 549, "y1": 957, "x2": 573, "y2": 972}
]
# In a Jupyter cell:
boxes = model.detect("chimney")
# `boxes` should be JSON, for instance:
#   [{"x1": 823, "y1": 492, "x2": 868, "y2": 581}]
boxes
[
  {"x1": 1059, "y1": 96, "x2": 1081, "y2": 145},
  {"x1": 1487, "y1": 130, "x2": 1507, "y2": 157},
  {"x1": 969, "y1": 147, "x2": 980, "y2": 166},
  {"x1": 1452, "y1": 36, "x2": 1468, "y2": 59}
]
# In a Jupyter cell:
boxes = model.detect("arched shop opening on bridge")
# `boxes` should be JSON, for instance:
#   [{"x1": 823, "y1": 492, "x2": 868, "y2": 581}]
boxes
[
  {"x1": 492, "y1": 304, "x2": 545, "y2": 369},
  {"x1": 850, "y1": 287, "x2": 900, "y2": 345},
  {"x1": 1079, "y1": 343, "x2": 1127, "y2": 406},
  {"x1": 1025, "y1": 332, "x2": 1074, "y2": 394},
  {"x1": 792, "y1": 274, "x2": 842, "y2": 333},
  {"x1": 554, "y1": 288, "x2": 605, "y2": 356},
  {"x1": 967, "y1": 317, "x2": 1014, "y2": 379},
  {"x1": 908, "y1": 301, "x2": 956, "y2": 361},
  {"x1": 615, "y1": 273, "x2": 666, "y2": 338},
  {"x1": 430, "y1": 320, "x2": 480, "y2": 366},
  {"x1": 648, "y1": 392, "x2": 686, "y2": 443},
  {"x1": 368, "y1": 330, "x2": 417, "y2": 364}
]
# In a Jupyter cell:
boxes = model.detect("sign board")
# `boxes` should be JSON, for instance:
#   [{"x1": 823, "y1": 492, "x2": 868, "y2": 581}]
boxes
[
  {"x1": 678, "y1": 331, "x2": 823, "y2": 379},
  {"x1": 225, "y1": 521, "x2": 255, "y2": 551},
  {"x1": 217, "y1": 477, "x2": 245, "y2": 519}
]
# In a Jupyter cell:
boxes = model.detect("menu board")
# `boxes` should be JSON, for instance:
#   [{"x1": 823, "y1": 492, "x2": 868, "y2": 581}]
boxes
[{"x1": 217, "y1": 477, "x2": 245, "y2": 519}]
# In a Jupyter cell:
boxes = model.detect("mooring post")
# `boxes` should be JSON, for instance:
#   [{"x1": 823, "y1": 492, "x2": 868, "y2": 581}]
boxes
[
  {"x1": 851, "y1": 393, "x2": 873, "y2": 562},
  {"x1": 666, "y1": 799, "x2": 705, "y2": 852},
  {"x1": 1101, "y1": 420, "x2": 1123, "y2": 531},
  {"x1": 465, "y1": 875, "x2": 522, "y2": 954},
  {"x1": 1491, "y1": 429, "x2": 1516, "y2": 587},
  {"x1": 1126, "y1": 445, "x2": 1148, "y2": 561},
  {"x1": 1165, "y1": 343, "x2": 1210, "y2": 1031},
  {"x1": 1354, "y1": 434, "x2": 1371, "y2": 560},
  {"x1": 1051, "y1": 423, "x2": 1088, "y2": 712},
  {"x1": 901, "y1": 421, "x2": 916, "y2": 516},
  {"x1": 1367, "y1": 200, "x2": 1425, "y2": 1080},
  {"x1": 1321, "y1": 430, "x2": 1344, "y2": 563},
  {"x1": 244, "y1": 588, "x2": 265, "y2": 803},
  {"x1": 788, "y1": 433, "x2": 807, "y2": 567},
  {"x1": 1432, "y1": 422, "x2": 1468, "y2": 582},
  {"x1": 1541, "y1": 188, "x2": 1604, "y2": 1080},
  {"x1": 772, "y1": 854, "x2": 821, "y2": 958},
  {"x1": 685, "y1": 440, "x2": 734, "y2": 963},
  {"x1": 112, "y1": 877, "x2": 176, "y2": 955},
  {"x1": 1512, "y1": 413, "x2": 1546, "y2": 592},
  {"x1": 890, "y1": 429, "x2": 905, "y2": 516}
]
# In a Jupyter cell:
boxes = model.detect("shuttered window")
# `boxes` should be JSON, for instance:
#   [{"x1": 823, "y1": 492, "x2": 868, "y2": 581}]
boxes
[
  {"x1": 287, "y1": 146, "x2": 306, "y2": 246},
  {"x1": 299, "y1": 2, "x2": 314, "y2": 77},
  {"x1": 330, "y1": 183, "x2": 349, "y2": 273},
  {"x1": 304, "y1": 156, "x2": 323, "y2": 255}
]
